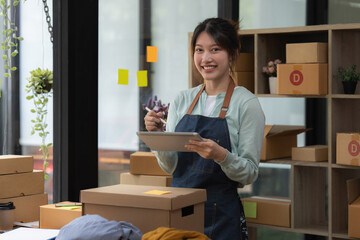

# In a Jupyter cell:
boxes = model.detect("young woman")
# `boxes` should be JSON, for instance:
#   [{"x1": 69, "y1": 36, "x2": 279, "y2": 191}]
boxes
[{"x1": 144, "y1": 18, "x2": 265, "y2": 240}]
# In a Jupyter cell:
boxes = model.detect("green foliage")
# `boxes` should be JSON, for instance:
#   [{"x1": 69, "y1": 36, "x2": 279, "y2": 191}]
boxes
[
  {"x1": 334, "y1": 65, "x2": 360, "y2": 82},
  {"x1": 25, "y1": 68, "x2": 53, "y2": 179}
]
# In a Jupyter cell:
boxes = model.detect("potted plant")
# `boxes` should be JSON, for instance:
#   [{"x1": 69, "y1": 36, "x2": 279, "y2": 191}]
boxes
[
  {"x1": 25, "y1": 68, "x2": 53, "y2": 179},
  {"x1": 334, "y1": 65, "x2": 360, "y2": 94},
  {"x1": 262, "y1": 59, "x2": 281, "y2": 94}
]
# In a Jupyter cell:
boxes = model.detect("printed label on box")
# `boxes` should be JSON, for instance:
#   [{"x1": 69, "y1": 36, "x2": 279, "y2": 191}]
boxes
[
  {"x1": 290, "y1": 70, "x2": 303, "y2": 86},
  {"x1": 348, "y1": 140, "x2": 360, "y2": 157}
]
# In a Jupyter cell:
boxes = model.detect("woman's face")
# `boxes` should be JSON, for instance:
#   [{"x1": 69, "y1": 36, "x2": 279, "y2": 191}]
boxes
[{"x1": 194, "y1": 31, "x2": 230, "y2": 83}]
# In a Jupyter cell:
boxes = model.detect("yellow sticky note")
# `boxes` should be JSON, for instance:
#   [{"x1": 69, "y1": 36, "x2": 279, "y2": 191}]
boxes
[
  {"x1": 243, "y1": 201, "x2": 257, "y2": 218},
  {"x1": 118, "y1": 69, "x2": 129, "y2": 85},
  {"x1": 147, "y1": 46, "x2": 157, "y2": 62},
  {"x1": 59, "y1": 206, "x2": 81, "y2": 210},
  {"x1": 137, "y1": 70, "x2": 148, "y2": 87},
  {"x1": 144, "y1": 190, "x2": 171, "y2": 195}
]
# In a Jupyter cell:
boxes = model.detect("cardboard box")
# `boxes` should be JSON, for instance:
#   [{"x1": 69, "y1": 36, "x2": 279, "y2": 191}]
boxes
[
  {"x1": 130, "y1": 152, "x2": 170, "y2": 176},
  {"x1": 0, "y1": 170, "x2": 44, "y2": 199},
  {"x1": 40, "y1": 202, "x2": 82, "y2": 229},
  {"x1": 81, "y1": 184, "x2": 206, "y2": 234},
  {"x1": 120, "y1": 172, "x2": 172, "y2": 187},
  {"x1": 347, "y1": 178, "x2": 360, "y2": 238},
  {"x1": 292, "y1": 145, "x2": 328, "y2": 162},
  {"x1": 233, "y1": 71, "x2": 254, "y2": 93},
  {"x1": 261, "y1": 125, "x2": 309, "y2": 161},
  {"x1": 277, "y1": 63, "x2": 328, "y2": 95},
  {"x1": 243, "y1": 196, "x2": 291, "y2": 227},
  {"x1": 336, "y1": 133, "x2": 360, "y2": 166},
  {"x1": 1, "y1": 193, "x2": 48, "y2": 222},
  {"x1": 0, "y1": 155, "x2": 33, "y2": 175},
  {"x1": 234, "y1": 53, "x2": 254, "y2": 71},
  {"x1": 286, "y1": 42, "x2": 328, "y2": 64}
]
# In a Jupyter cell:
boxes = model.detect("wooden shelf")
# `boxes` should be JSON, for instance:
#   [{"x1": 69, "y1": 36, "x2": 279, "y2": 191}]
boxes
[
  {"x1": 256, "y1": 94, "x2": 328, "y2": 98},
  {"x1": 247, "y1": 223, "x2": 329, "y2": 236},
  {"x1": 261, "y1": 158, "x2": 329, "y2": 167}
]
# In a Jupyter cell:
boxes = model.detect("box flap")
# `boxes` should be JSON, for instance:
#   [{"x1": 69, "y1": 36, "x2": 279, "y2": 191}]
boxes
[
  {"x1": 347, "y1": 178, "x2": 360, "y2": 204},
  {"x1": 80, "y1": 184, "x2": 206, "y2": 210},
  {"x1": 265, "y1": 125, "x2": 310, "y2": 138}
]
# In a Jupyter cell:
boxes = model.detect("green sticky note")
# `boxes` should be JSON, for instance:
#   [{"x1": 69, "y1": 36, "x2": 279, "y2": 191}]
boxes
[
  {"x1": 244, "y1": 201, "x2": 257, "y2": 218},
  {"x1": 118, "y1": 69, "x2": 129, "y2": 85},
  {"x1": 137, "y1": 70, "x2": 148, "y2": 87}
]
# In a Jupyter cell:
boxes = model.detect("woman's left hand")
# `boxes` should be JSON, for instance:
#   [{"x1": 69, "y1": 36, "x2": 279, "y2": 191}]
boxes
[{"x1": 185, "y1": 138, "x2": 227, "y2": 162}]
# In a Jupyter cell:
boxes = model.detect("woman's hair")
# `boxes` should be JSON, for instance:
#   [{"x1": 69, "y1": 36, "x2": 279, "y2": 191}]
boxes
[{"x1": 191, "y1": 18, "x2": 240, "y2": 67}]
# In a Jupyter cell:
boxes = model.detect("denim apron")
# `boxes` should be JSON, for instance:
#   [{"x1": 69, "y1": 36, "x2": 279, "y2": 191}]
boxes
[{"x1": 172, "y1": 80, "x2": 248, "y2": 240}]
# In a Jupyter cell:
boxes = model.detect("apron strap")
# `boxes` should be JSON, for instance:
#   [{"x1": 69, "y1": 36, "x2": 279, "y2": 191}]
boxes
[{"x1": 186, "y1": 84, "x2": 206, "y2": 115}]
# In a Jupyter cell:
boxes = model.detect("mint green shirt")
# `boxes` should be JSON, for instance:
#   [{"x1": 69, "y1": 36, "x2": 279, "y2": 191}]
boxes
[{"x1": 156, "y1": 84, "x2": 265, "y2": 187}]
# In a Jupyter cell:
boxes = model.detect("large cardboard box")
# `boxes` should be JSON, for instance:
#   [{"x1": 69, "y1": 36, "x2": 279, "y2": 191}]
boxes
[
  {"x1": 1, "y1": 193, "x2": 48, "y2": 222},
  {"x1": 120, "y1": 172, "x2": 172, "y2": 187},
  {"x1": 336, "y1": 133, "x2": 360, "y2": 166},
  {"x1": 277, "y1": 63, "x2": 328, "y2": 95},
  {"x1": 292, "y1": 145, "x2": 328, "y2": 162},
  {"x1": 347, "y1": 178, "x2": 360, "y2": 238},
  {"x1": 233, "y1": 71, "x2": 254, "y2": 93},
  {"x1": 40, "y1": 202, "x2": 82, "y2": 229},
  {"x1": 0, "y1": 170, "x2": 44, "y2": 199},
  {"x1": 81, "y1": 184, "x2": 206, "y2": 234},
  {"x1": 234, "y1": 53, "x2": 254, "y2": 71},
  {"x1": 130, "y1": 152, "x2": 170, "y2": 176},
  {"x1": 286, "y1": 42, "x2": 328, "y2": 64},
  {"x1": 0, "y1": 155, "x2": 33, "y2": 175},
  {"x1": 261, "y1": 125, "x2": 309, "y2": 161},
  {"x1": 243, "y1": 196, "x2": 291, "y2": 227}
]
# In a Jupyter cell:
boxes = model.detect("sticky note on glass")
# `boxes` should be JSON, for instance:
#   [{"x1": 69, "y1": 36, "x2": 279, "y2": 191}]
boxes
[
  {"x1": 144, "y1": 190, "x2": 171, "y2": 195},
  {"x1": 243, "y1": 201, "x2": 257, "y2": 218},
  {"x1": 118, "y1": 69, "x2": 129, "y2": 85},
  {"x1": 137, "y1": 70, "x2": 148, "y2": 87},
  {"x1": 147, "y1": 46, "x2": 157, "y2": 62}
]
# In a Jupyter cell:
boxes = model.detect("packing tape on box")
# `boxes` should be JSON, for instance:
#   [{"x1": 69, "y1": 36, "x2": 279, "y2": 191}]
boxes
[
  {"x1": 351, "y1": 158, "x2": 360, "y2": 166},
  {"x1": 352, "y1": 135, "x2": 360, "y2": 141},
  {"x1": 293, "y1": 65, "x2": 303, "y2": 71}
]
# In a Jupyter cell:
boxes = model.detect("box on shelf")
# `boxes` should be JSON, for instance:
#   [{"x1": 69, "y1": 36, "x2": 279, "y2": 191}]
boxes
[
  {"x1": 0, "y1": 155, "x2": 33, "y2": 175},
  {"x1": 1, "y1": 193, "x2": 48, "y2": 222},
  {"x1": 336, "y1": 133, "x2": 360, "y2": 166},
  {"x1": 286, "y1": 42, "x2": 328, "y2": 64},
  {"x1": 234, "y1": 53, "x2": 254, "y2": 72},
  {"x1": 261, "y1": 125, "x2": 309, "y2": 161},
  {"x1": 80, "y1": 184, "x2": 206, "y2": 234},
  {"x1": 347, "y1": 178, "x2": 360, "y2": 238},
  {"x1": 130, "y1": 152, "x2": 169, "y2": 176},
  {"x1": 0, "y1": 170, "x2": 44, "y2": 199},
  {"x1": 40, "y1": 202, "x2": 82, "y2": 229},
  {"x1": 233, "y1": 71, "x2": 254, "y2": 93},
  {"x1": 277, "y1": 63, "x2": 328, "y2": 95},
  {"x1": 243, "y1": 196, "x2": 291, "y2": 228},
  {"x1": 291, "y1": 145, "x2": 328, "y2": 162},
  {"x1": 120, "y1": 172, "x2": 172, "y2": 187}
]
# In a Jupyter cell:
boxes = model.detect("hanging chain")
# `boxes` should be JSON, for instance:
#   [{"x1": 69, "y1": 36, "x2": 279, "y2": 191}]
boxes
[{"x1": 42, "y1": 0, "x2": 53, "y2": 43}]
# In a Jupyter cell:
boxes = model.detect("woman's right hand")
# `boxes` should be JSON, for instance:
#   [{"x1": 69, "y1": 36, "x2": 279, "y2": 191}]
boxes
[{"x1": 144, "y1": 110, "x2": 164, "y2": 132}]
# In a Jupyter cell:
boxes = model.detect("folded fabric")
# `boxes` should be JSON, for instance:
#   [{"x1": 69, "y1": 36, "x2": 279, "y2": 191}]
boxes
[
  {"x1": 56, "y1": 214, "x2": 143, "y2": 240},
  {"x1": 141, "y1": 227, "x2": 210, "y2": 240}
]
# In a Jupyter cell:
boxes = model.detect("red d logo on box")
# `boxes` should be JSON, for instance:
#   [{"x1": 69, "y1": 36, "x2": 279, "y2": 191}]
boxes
[
  {"x1": 348, "y1": 140, "x2": 360, "y2": 157},
  {"x1": 290, "y1": 70, "x2": 303, "y2": 86}
]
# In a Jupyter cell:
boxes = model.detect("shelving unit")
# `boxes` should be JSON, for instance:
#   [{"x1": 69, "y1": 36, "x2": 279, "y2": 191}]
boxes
[{"x1": 189, "y1": 23, "x2": 360, "y2": 239}]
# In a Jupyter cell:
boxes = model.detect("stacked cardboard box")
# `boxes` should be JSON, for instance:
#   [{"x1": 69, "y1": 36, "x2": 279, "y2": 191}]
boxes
[
  {"x1": 336, "y1": 133, "x2": 360, "y2": 166},
  {"x1": 233, "y1": 53, "x2": 254, "y2": 93},
  {"x1": 347, "y1": 178, "x2": 360, "y2": 238},
  {"x1": 0, "y1": 155, "x2": 47, "y2": 223},
  {"x1": 278, "y1": 42, "x2": 328, "y2": 95},
  {"x1": 292, "y1": 145, "x2": 328, "y2": 162},
  {"x1": 40, "y1": 201, "x2": 82, "y2": 229}
]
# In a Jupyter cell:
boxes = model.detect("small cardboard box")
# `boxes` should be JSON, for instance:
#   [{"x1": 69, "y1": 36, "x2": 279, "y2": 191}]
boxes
[
  {"x1": 81, "y1": 184, "x2": 206, "y2": 234},
  {"x1": 243, "y1": 196, "x2": 291, "y2": 227},
  {"x1": 336, "y1": 133, "x2": 360, "y2": 166},
  {"x1": 292, "y1": 145, "x2": 328, "y2": 162},
  {"x1": 40, "y1": 202, "x2": 82, "y2": 229},
  {"x1": 277, "y1": 63, "x2": 328, "y2": 95},
  {"x1": 261, "y1": 125, "x2": 309, "y2": 161},
  {"x1": 234, "y1": 53, "x2": 254, "y2": 72},
  {"x1": 120, "y1": 172, "x2": 172, "y2": 187},
  {"x1": 1, "y1": 193, "x2": 48, "y2": 222},
  {"x1": 130, "y1": 152, "x2": 170, "y2": 176},
  {"x1": 233, "y1": 71, "x2": 254, "y2": 93},
  {"x1": 347, "y1": 178, "x2": 360, "y2": 238},
  {"x1": 0, "y1": 170, "x2": 44, "y2": 199},
  {"x1": 0, "y1": 155, "x2": 33, "y2": 175},
  {"x1": 286, "y1": 42, "x2": 328, "y2": 64}
]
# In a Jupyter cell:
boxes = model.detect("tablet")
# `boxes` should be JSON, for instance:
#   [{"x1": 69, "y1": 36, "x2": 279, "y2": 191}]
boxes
[{"x1": 136, "y1": 131, "x2": 203, "y2": 152}]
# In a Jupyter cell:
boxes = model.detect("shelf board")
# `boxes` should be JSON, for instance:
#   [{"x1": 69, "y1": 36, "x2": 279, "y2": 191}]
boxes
[
  {"x1": 247, "y1": 223, "x2": 329, "y2": 236},
  {"x1": 331, "y1": 163, "x2": 360, "y2": 169},
  {"x1": 331, "y1": 94, "x2": 360, "y2": 99},
  {"x1": 261, "y1": 158, "x2": 329, "y2": 167},
  {"x1": 332, "y1": 231, "x2": 358, "y2": 240},
  {"x1": 256, "y1": 94, "x2": 328, "y2": 98}
]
